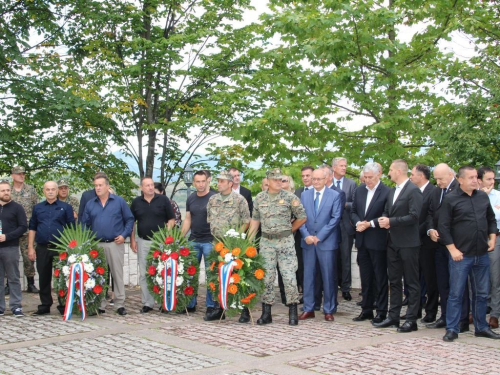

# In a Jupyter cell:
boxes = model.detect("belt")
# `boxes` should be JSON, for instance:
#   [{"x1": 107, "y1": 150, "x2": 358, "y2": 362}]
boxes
[
  {"x1": 261, "y1": 230, "x2": 291, "y2": 240},
  {"x1": 98, "y1": 239, "x2": 114, "y2": 243}
]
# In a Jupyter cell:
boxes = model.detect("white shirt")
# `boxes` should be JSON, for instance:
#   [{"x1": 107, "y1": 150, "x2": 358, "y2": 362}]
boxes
[
  {"x1": 419, "y1": 181, "x2": 430, "y2": 193},
  {"x1": 488, "y1": 189, "x2": 500, "y2": 230},
  {"x1": 313, "y1": 186, "x2": 326, "y2": 209},
  {"x1": 393, "y1": 178, "x2": 409, "y2": 204},
  {"x1": 304, "y1": 186, "x2": 312, "y2": 191},
  {"x1": 232, "y1": 186, "x2": 240, "y2": 195},
  {"x1": 366, "y1": 181, "x2": 380, "y2": 214}
]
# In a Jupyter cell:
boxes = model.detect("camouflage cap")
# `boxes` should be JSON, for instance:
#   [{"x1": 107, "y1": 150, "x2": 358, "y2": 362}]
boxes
[
  {"x1": 216, "y1": 171, "x2": 233, "y2": 182},
  {"x1": 11, "y1": 165, "x2": 25, "y2": 174},
  {"x1": 57, "y1": 179, "x2": 69, "y2": 187},
  {"x1": 266, "y1": 168, "x2": 282, "y2": 180}
]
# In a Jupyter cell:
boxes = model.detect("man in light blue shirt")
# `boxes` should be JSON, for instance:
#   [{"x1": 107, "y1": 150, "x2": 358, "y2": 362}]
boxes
[{"x1": 478, "y1": 167, "x2": 500, "y2": 329}]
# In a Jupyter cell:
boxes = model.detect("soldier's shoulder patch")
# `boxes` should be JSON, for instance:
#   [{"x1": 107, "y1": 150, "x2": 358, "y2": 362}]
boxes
[{"x1": 292, "y1": 199, "x2": 300, "y2": 206}]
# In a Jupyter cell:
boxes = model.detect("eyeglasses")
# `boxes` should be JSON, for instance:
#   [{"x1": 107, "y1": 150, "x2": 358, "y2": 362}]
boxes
[
  {"x1": 311, "y1": 178, "x2": 325, "y2": 182},
  {"x1": 281, "y1": 180, "x2": 289, "y2": 183}
]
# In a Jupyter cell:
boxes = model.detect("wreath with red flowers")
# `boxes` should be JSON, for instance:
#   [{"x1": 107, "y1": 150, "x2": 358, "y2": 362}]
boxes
[
  {"x1": 52, "y1": 224, "x2": 108, "y2": 317},
  {"x1": 146, "y1": 227, "x2": 199, "y2": 312}
]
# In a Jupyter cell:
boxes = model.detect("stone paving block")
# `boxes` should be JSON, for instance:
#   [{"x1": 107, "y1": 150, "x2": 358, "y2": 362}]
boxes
[
  {"x1": 288, "y1": 336, "x2": 500, "y2": 374},
  {"x1": 224, "y1": 371, "x2": 276, "y2": 375}
]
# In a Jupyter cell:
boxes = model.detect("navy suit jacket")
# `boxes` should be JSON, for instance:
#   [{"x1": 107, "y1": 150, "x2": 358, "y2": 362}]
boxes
[
  {"x1": 299, "y1": 187, "x2": 342, "y2": 251},
  {"x1": 350, "y1": 182, "x2": 391, "y2": 251}
]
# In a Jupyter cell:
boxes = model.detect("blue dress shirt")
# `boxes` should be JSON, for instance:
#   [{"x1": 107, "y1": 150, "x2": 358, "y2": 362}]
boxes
[
  {"x1": 81, "y1": 194, "x2": 134, "y2": 241},
  {"x1": 29, "y1": 200, "x2": 75, "y2": 244}
]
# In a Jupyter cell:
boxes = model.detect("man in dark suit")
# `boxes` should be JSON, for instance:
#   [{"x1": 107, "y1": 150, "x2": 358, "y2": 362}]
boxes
[
  {"x1": 425, "y1": 163, "x2": 470, "y2": 332},
  {"x1": 298, "y1": 168, "x2": 342, "y2": 321},
  {"x1": 229, "y1": 167, "x2": 253, "y2": 215},
  {"x1": 374, "y1": 159, "x2": 422, "y2": 332},
  {"x1": 332, "y1": 157, "x2": 357, "y2": 301},
  {"x1": 351, "y1": 163, "x2": 390, "y2": 323},
  {"x1": 410, "y1": 164, "x2": 439, "y2": 323}
]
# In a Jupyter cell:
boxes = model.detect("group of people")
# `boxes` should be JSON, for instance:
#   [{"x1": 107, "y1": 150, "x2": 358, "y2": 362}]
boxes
[{"x1": 1, "y1": 159, "x2": 499, "y2": 343}]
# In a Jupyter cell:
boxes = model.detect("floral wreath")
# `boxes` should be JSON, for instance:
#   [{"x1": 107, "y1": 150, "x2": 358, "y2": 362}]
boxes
[
  {"x1": 52, "y1": 224, "x2": 108, "y2": 319},
  {"x1": 206, "y1": 228, "x2": 266, "y2": 317},
  {"x1": 146, "y1": 227, "x2": 200, "y2": 312}
]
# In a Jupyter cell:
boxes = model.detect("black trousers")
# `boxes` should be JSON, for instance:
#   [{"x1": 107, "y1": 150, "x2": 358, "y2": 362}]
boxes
[
  {"x1": 387, "y1": 239, "x2": 420, "y2": 321},
  {"x1": 35, "y1": 244, "x2": 58, "y2": 312},
  {"x1": 358, "y1": 246, "x2": 388, "y2": 315},
  {"x1": 420, "y1": 243, "x2": 439, "y2": 315}
]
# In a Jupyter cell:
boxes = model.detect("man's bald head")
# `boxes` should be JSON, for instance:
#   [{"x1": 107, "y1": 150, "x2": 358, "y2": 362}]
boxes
[
  {"x1": 43, "y1": 181, "x2": 59, "y2": 203},
  {"x1": 433, "y1": 163, "x2": 455, "y2": 189}
]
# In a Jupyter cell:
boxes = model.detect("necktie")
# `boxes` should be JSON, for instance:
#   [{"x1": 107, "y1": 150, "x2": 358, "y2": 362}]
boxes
[
  {"x1": 336, "y1": 180, "x2": 341, "y2": 189},
  {"x1": 314, "y1": 192, "x2": 320, "y2": 214},
  {"x1": 440, "y1": 188, "x2": 447, "y2": 203}
]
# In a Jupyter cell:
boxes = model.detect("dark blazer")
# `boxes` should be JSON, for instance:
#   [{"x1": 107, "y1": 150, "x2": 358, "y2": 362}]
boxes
[
  {"x1": 425, "y1": 178, "x2": 459, "y2": 246},
  {"x1": 350, "y1": 182, "x2": 391, "y2": 250},
  {"x1": 299, "y1": 187, "x2": 342, "y2": 251},
  {"x1": 78, "y1": 188, "x2": 97, "y2": 222},
  {"x1": 337, "y1": 177, "x2": 357, "y2": 236},
  {"x1": 295, "y1": 186, "x2": 313, "y2": 199},
  {"x1": 239, "y1": 186, "x2": 253, "y2": 216},
  {"x1": 328, "y1": 184, "x2": 346, "y2": 218},
  {"x1": 419, "y1": 182, "x2": 439, "y2": 248},
  {"x1": 383, "y1": 180, "x2": 422, "y2": 248}
]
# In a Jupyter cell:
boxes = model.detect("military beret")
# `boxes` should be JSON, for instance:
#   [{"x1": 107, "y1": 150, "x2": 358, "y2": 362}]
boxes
[
  {"x1": 266, "y1": 168, "x2": 282, "y2": 180},
  {"x1": 216, "y1": 171, "x2": 233, "y2": 182},
  {"x1": 57, "y1": 179, "x2": 69, "y2": 187},
  {"x1": 11, "y1": 166, "x2": 26, "y2": 174}
]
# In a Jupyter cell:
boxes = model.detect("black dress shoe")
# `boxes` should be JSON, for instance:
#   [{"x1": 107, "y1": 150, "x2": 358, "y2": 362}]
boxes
[
  {"x1": 140, "y1": 306, "x2": 153, "y2": 313},
  {"x1": 32, "y1": 310, "x2": 50, "y2": 316},
  {"x1": 443, "y1": 330, "x2": 458, "y2": 342},
  {"x1": 372, "y1": 317, "x2": 399, "y2": 328},
  {"x1": 426, "y1": 317, "x2": 446, "y2": 329},
  {"x1": 475, "y1": 328, "x2": 500, "y2": 339},
  {"x1": 353, "y1": 312, "x2": 374, "y2": 322},
  {"x1": 421, "y1": 313, "x2": 436, "y2": 323},
  {"x1": 459, "y1": 321, "x2": 469, "y2": 333},
  {"x1": 98, "y1": 309, "x2": 106, "y2": 314},
  {"x1": 356, "y1": 301, "x2": 362, "y2": 306},
  {"x1": 397, "y1": 320, "x2": 418, "y2": 333},
  {"x1": 56, "y1": 305, "x2": 65, "y2": 316},
  {"x1": 372, "y1": 314, "x2": 386, "y2": 323},
  {"x1": 117, "y1": 307, "x2": 127, "y2": 316},
  {"x1": 342, "y1": 292, "x2": 352, "y2": 301},
  {"x1": 27, "y1": 284, "x2": 40, "y2": 293}
]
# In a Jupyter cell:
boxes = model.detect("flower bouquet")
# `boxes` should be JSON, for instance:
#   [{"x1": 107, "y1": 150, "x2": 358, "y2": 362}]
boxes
[
  {"x1": 52, "y1": 224, "x2": 108, "y2": 320},
  {"x1": 146, "y1": 227, "x2": 199, "y2": 312},
  {"x1": 206, "y1": 228, "x2": 266, "y2": 317}
]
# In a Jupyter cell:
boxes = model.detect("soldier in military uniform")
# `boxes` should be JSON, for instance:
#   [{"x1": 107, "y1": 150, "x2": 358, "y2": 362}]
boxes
[
  {"x1": 57, "y1": 179, "x2": 80, "y2": 220},
  {"x1": 207, "y1": 171, "x2": 251, "y2": 323},
  {"x1": 248, "y1": 168, "x2": 307, "y2": 325},
  {"x1": 10, "y1": 166, "x2": 39, "y2": 293}
]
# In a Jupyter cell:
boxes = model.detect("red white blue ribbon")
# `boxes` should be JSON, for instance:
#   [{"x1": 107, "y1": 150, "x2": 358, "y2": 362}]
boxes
[
  {"x1": 63, "y1": 262, "x2": 87, "y2": 321},
  {"x1": 218, "y1": 262, "x2": 234, "y2": 310},
  {"x1": 163, "y1": 257, "x2": 178, "y2": 311}
]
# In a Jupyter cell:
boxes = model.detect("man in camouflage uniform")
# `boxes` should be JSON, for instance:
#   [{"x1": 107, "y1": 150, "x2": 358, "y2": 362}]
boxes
[
  {"x1": 57, "y1": 179, "x2": 79, "y2": 221},
  {"x1": 10, "y1": 166, "x2": 39, "y2": 293},
  {"x1": 207, "y1": 171, "x2": 251, "y2": 323},
  {"x1": 249, "y1": 168, "x2": 307, "y2": 325}
]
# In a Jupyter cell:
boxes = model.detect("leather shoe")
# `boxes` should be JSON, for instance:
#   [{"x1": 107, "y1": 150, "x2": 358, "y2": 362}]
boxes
[
  {"x1": 324, "y1": 313, "x2": 334, "y2": 321},
  {"x1": 489, "y1": 316, "x2": 499, "y2": 329},
  {"x1": 342, "y1": 292, "x2": 352, "y2": 301},
  {"x1": 459, "y1": 321, "x2": 469, "y2": 333},
  {"x1": 475, "y1": 328, "x2": 500, "y2": 339},
  {"x1": 443, "y1": 330, "x2": 458, "y2": 342},
  {"x1": 372, "y1": 314, "x2": 386, "y2": 324},
  {"x1": 32, "y1": 310, "x2": 50, "y2": 316},
  {"x1": 140, "y1": 306, "x2": 153, "y2": 314},
  {"x1": 426, "y1": 317, "x2": 446, "y2": 329},
  {"x1": 204, "y1": 307, "x2": 225, "y2": 321},
  {"x1": 27, "y1": 284, "x2": 39, "y2": 293},
  {"x1": 397, "y1": 320, "x2": 418, "y2": 333},
  {"x1": 117, "y1": 307, "x2": 127, "y2": 316},
  {"x1": 353, "y1": 312, "x2": 374, "y2": 322},
  {"x1": 356, "y1": 301, "x2": 362, "y2": 306},
  {"x1": 298, "y1": 311, "x2": 315, "y2": 320},
  {"x1": 372, "y1": 317, "x2": 399, "y2": 328},
  {"x1": 98, "y1": 309, "x2": 105, "y2": 314},
  {"x1": 421, "y1": 313, "x2": 436, "y2": 323}
]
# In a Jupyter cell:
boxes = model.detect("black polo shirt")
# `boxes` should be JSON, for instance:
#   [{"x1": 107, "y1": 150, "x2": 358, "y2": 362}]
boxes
[
  {"x1": 438, "y1": 187, "x2": 497, "y2": 257},
  {"x1": 130, "y1": 194, "x2": 175, "y2": 239}
]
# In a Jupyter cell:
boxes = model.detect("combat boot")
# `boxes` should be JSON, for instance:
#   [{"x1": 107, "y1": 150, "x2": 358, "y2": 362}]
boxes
[
  {"x1": 257, "y1": 303, "x2": 272, "y2": 325},
  {"x1": 289, "y1": 303, "x2": 298, "y2": 325},
  {"x1": 239, "y1": 307, "x2": 251, "y2": 323},
  {"x1": 26, "y1": 277, "x2": 39, "y2": 293}
]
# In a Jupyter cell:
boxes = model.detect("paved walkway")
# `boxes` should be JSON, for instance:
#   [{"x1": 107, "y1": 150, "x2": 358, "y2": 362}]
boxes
[{"x1": 2, "y1": 287, "x2": 500, "y2": 375}]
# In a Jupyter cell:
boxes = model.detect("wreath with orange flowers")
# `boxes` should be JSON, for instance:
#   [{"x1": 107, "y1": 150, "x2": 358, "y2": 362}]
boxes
[{"x1": 206, "y1": 228, "x2": 266, "y2": 317}]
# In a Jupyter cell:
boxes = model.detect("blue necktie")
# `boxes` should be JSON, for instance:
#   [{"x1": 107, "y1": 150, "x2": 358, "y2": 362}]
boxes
[
  {"x1": 336, "y1": 180, "x2": 341, "y2": 189},
  {"x1": 314, "y1": 192, "x2": 320, "y2": 214}
]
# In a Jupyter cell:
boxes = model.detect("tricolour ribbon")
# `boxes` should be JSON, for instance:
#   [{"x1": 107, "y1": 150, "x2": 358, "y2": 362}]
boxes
[
  {"x1": 63, "y1": 262, "x2": 87, "y2": 321},
  {"x1": 218, "y1": 262, "x2": 235, "y2": 310},
  {"x1": 163, "y1": 257, "x2": 178, "y2": 311}
]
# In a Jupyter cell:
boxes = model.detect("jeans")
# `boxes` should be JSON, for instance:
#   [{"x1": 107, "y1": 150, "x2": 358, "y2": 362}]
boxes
[
  {"x1": 446, "y1": 253, "x2": 490, "y2": 333},
  {"x1": 188, "y1": 242, "x2": 216, "y2": 308},
  {"x1": 0, "y1": 246, "x2": 22, "y2": 312}
]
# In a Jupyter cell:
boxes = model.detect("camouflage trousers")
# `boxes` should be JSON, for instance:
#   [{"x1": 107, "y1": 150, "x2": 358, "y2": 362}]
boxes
[
  {"x1": 260, "y1": 235, "x2": 299, "y2": 305},
  {"x1": 19, "y1": 234, "x2": 36, "y2": 278}
]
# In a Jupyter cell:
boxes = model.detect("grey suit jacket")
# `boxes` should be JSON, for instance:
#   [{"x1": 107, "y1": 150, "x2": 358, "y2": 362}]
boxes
[{"x1": 336, "y1": 177, "x2": 357, "y2": 236}]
